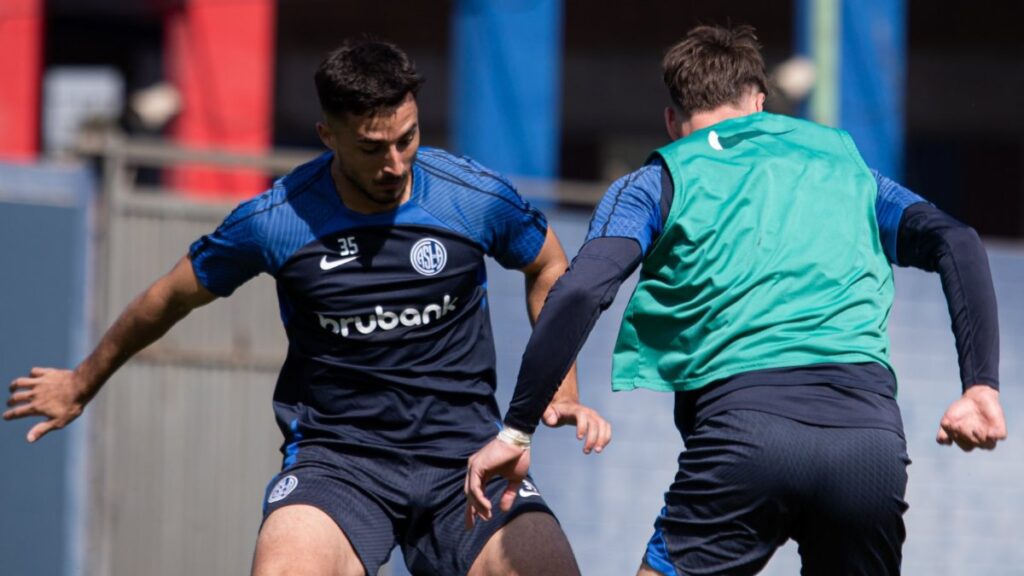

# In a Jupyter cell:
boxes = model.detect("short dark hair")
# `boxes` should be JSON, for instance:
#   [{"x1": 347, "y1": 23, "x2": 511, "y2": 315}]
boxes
[
  {"x1": 314, "y1": 39, "x2": 424, "y2": 118},
  {"x1": 662, "y1": 25, "x2": 769, "y2": 116}
]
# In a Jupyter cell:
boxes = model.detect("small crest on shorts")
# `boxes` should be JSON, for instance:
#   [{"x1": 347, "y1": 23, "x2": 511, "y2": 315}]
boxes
[
  {"x1": 518, "y1": 479, "x2": 541, "y2": 498},
  {"x1": 268, "y1": 475, "x2": 299, "y2": 504}
]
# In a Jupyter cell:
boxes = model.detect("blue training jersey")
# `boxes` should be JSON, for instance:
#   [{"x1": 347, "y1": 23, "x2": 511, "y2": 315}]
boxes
[{"x1": 188, "y1": 147, "x2": 548, "y2": 461}]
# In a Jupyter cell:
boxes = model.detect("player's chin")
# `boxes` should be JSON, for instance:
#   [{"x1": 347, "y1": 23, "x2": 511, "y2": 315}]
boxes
[
  {"x1": 362, "y1": 189, "x2": 399, "y2": 205},
  {"x1": 370, "y1": 182, "x2": 406, "y2": 202}
]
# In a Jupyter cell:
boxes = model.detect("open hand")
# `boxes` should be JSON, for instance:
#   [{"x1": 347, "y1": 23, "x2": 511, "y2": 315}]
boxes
[
  {"x1": 4, "y1": 367, "x2": 90, "y2": 442},
  {"x1": 937, "y1": 385, "x2": 1007, "y2": 451},
  {"x1": 542, "y1": 399, "x2": 612, "y2": 455},
  {"x1": 464, "y1": 438, "x2": 531, "y2": 528}
]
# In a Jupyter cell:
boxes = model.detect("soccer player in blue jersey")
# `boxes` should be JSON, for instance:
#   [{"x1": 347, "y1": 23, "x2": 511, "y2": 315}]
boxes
[
  {"x1": 466, "y1": 25, "x2": 1007, "y2": 575},
  {"x1": 5, "y1": 40, "x2": 610, "y2": 575}
]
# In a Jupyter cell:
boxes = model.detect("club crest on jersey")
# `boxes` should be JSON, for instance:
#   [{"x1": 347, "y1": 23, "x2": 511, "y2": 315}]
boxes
[
  {"x1": 410, "y1": 238, "x2": 447, "y2": 276},
  {"x1": 267, "y1": 475, "x2": 298, "y2": 504}
]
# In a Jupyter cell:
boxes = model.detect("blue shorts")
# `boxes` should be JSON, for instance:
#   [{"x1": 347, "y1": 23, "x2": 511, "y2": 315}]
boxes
[
  {"x1": 644, "y1": 410, "x2": 910, "y2": 576},
  {"x1": 262, "y1": 444, "x2": 554, "y2": 576}
]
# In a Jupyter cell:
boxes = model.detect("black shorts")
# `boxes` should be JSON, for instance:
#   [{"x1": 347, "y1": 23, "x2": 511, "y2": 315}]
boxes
[
  {"x1": 643, "y1": 410, "x2": 910, "y2": 576},
  {"x1": 262, "y1": 444, "x2": 554, "y2": 576}
]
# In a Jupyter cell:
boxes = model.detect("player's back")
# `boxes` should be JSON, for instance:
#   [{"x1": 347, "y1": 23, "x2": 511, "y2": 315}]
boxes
[{"x1": 614, "y1": 113, "x2": 895, "y2": 392}]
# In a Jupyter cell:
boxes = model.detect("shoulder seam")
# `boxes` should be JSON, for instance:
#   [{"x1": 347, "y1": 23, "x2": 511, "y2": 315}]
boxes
[
  {"x1": 419, "y1": 148, "x2": 516, "y2": 191},
  {"x1": 416, "y1": 161, "x2": 538, "y2": 217},
  {"x1": 215, "y1": 160, "x2": 330, "y2": 236},
  {"x1": 411, "y1": 202, "x2": 488, "y2": 253},
  {"x1": 600, "y1": 169, "x2": 642, "y2": 237}
]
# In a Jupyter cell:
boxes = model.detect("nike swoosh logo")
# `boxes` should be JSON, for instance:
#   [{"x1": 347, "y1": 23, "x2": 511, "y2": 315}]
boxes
[
  {"x1": 319, "y1": 255, "x2": 359, "y2": 270},
  {"x1": 709, "y1": 128, "x2": 794, "y2": 150},
  {"x1": 518, "y1": 488, "x2": 540, "y2": 498}
]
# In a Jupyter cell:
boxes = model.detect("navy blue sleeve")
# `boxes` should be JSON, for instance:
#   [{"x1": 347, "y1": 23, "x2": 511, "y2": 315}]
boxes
[
  {"x1": 188, "y1": 198, "x2": 270, "y2": 297},
  {"x1": 585, "y1": 163, "x2": 666, "y2": 255},
  {"x1": 873, "y1": 169, "x2": 927, "y2": 264},
  {"x1": 415, "y1": 148, "x2": 550, "y2": 269},
  {"x1": 504, "y1": 237, "x2": 643, "y2": 433},
  {"x1": 484, "y1": 188, "x2": 549, "y2": 270},
  {"x1": 897, "y1": 203, "x2": 1000, "y2": 390}
]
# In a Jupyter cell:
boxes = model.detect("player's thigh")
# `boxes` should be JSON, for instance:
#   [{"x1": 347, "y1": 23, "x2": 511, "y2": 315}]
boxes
[
  {"x1": 252, "y1": 504, "x2": 364, "y2": 576},
  {"x1": 468, "y1": 511, "x2": 579, "y2": 576},
  {"x1": 403, "y1": 468, "x2": 568, "y2": 575},
  {"x1": 255, "y1": 449, "x2": 402, "y2": 576}
]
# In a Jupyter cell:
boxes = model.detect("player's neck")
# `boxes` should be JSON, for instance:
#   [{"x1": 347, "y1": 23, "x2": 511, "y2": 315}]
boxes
[
  {"x1": 685, "y1": 106, "x2": 756, "y2": 135},
  {"x1": 674, "y1": 90, "x2": 766, "y2": 140}
]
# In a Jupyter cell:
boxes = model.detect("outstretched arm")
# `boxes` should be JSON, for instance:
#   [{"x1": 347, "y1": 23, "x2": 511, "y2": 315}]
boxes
[
  {"x1": 506, "y1": 237, "x2": 643, "y2": 435},
  {"x1": 895, "y1": 202, "x2": 1006, "y2": 451},
  {"x1": 4, "y1": 256, "x2": 217, "y2": 442},
  {"x1": 465, "y1": 237, "x2": 642, "y2": 524},
  {"x1": 521, "y1": 228, "x2": 612, "y2": 455},
  {"x1": 466, "y1": 163, "x2": 668, "y2": 525}
]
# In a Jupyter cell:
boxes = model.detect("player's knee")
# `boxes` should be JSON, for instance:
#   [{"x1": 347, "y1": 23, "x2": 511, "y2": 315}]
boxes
[
  {"x1": 469, "y1": 512, "x2": 579, "y2": 576},
  {"x1": 252, "y1": 505, "x2": 365, "y2": 576}
]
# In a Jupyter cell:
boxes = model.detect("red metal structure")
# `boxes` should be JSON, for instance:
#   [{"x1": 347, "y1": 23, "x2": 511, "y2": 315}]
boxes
[
  {"x1": 0, "y1": 0, "x2": 43, "y2": 161},
  {"x1": 164, "y1": 0, "x2": 276, "y2": 199}
]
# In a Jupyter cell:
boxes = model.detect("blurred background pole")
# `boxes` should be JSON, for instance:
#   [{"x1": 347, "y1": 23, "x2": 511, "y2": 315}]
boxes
[
  {"x1": 451, "y1": 0, "x2": 563, "y2": 178},
  {"x1": 0, "y1": 0, "x2": 43, "y2": 161},
  {"x1": 164, "y1": 0, "x2": 276, "y2": 198},
  {"x1": 797, "y1": 0, "x2": 906, "y2": 178}
]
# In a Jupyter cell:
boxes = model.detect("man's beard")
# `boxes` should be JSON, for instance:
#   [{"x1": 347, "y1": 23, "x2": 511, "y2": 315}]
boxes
[{"x1": 339, "y1": 164, "x2": 410, "y2": 207}]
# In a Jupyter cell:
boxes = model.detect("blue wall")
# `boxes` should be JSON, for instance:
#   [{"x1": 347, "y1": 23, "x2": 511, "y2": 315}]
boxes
[{"x1": 0, "y1": 163, "x2": 93, "y2": 576}]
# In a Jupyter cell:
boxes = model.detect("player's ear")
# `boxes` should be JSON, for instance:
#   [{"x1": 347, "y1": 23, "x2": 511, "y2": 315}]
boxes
[
  {"x1": 664, "y1": 106, "x2": 683, "y2": 141},
  {"x1": 316, "y1": 119, "x2": 335, "y2": 150}
]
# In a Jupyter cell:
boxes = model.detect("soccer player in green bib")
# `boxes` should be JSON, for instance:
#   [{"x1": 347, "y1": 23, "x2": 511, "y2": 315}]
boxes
[{"x1": 466, "y1": 24, "x2": 1007, "y2": 575}]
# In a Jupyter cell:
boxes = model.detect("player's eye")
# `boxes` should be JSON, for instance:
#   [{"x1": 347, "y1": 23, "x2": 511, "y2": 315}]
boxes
[{"x1": 397, "y1": 128, "x2": 418, "y2": 150}]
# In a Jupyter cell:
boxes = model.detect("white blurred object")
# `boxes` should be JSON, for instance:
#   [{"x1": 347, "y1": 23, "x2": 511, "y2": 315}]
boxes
[
  {"x1": 130, "y1": 82, "x2": 183, "y2": 131},
  {"x1": 772, "y1": 56, "x2": 817, "y2": 101},
  {"x1": 43, "y1": 66, "x2": 124, "y2": 154}
]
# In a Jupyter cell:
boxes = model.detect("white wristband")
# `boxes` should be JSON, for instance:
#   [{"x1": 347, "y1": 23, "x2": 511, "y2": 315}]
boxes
[{"x1": 497, "y1": 426, "x2": 532, "y2": 449}]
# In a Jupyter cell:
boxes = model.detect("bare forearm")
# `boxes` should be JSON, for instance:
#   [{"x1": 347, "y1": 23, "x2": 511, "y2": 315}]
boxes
[
  {"x1": 550, "y1": 365, "x2": 580, "y2": 403},
  {"x1": 5, "y1": 256, "x2": 216, "y2": 442},
  {"x1": 527, "y1": 266, "x2": 580, "y2": 401},
  {"x1": 521, "y1": 229, "x2": 576, "y2": 401},
  {"x1": 76, "y1": 286, "x2": 195, "y2": 396},
  {"x1": 77, "y1": 256, "x2": 215, "y2": 398},
  {"x1": 525, "y1": 260, "x2": 565, "y2": 324}
]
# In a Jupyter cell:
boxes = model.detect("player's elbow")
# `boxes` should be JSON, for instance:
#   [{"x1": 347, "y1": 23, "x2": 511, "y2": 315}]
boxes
[
  {"x1": 555, "y1": 275, "x2": 605, "y2": 313},
  {"x1": 939, "y1": 223, "x2": 986, "y2": 261}
]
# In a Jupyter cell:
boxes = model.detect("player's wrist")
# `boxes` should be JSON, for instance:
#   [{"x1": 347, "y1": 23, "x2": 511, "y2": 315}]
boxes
[{"x1": 497, "y1": 426, "x2": 532, "y2": 449}]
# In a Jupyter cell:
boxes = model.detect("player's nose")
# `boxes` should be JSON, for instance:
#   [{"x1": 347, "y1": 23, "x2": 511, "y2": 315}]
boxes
[{"x1": 382, "y1": 145, "x2": 404, "y2": 174}]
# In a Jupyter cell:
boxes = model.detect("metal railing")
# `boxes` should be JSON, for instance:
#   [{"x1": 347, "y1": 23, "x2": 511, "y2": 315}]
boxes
[{"x1": 78, "y1": 132, "x2": 312, "y2": 576}]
